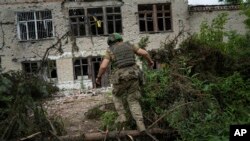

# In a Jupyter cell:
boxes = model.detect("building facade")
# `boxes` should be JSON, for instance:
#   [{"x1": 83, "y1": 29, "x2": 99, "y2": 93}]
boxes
[{"x1": 0, "y1": 0, "x2": 247, "y2": 89}]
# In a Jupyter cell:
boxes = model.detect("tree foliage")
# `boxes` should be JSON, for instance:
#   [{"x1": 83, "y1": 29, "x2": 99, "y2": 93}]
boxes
[
  {"x1": 0, "y1": 71, "x2": 64, "y2": 140},
  {"x1": 138, "y1": 11, "x2": 250, "y2": 140}
]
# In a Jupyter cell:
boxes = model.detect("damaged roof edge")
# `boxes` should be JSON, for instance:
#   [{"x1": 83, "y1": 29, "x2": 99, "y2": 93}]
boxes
[{"x1": 188, "y1": 4, "x2": 241, "y2": 12}]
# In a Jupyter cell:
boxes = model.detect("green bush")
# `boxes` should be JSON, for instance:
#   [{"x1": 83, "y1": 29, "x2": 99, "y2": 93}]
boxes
[
  {"x1": 100, "y1": 111, "x2": 118, "y2": 130},
  {"x1": 166, "y1": 73, "x2": 250, "y2": 140},
  {"x1": 0, "y1": 71, "x2": 62, "y2": 140},
  {"x1": 138, "y1": 11, "x2": 250, "y2": 140},
  {"x1": 1, "y1": 71, "x2": 58, "y2": 98}
]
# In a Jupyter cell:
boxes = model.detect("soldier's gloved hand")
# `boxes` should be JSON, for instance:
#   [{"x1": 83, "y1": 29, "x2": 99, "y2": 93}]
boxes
[{"x1": 96, "y1": 76, "x2": 101, "y2": 85}]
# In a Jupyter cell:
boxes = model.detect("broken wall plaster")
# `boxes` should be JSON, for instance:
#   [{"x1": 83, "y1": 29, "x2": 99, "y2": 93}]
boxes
[{"x1": 0, "y1": 0, "x2": 247, "y2": 89}]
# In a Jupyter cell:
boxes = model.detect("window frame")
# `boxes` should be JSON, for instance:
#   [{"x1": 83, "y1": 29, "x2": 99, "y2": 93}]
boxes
[
  {"x1": 69, "y1": 6, "x2": 122, "y2": 37},
  {"x1": 22, "y1": 61, "x2": 40, "y2": 74},
  {"x1": 69, "y1": 9, "x2": 86, "y2": 37},
  {"x1": 16, "y1": 10, "x2": 54, "y2": 41},
  {"x1": 47, "y1": 60, "x2": 58, "y2": 79},
  {"x1": 73, "y1": 58, "x2": 89, "y2": 80},
  {"x1": 137, "y1": 3, "x2": 172, "y2": 33},
  {"x1": 106, "y1": 6, "x2": 123, "y2": 34}
]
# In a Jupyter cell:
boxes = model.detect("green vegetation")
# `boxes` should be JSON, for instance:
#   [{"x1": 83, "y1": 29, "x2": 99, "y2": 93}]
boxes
[
  {"x1": 100, "y1": 111, "x2": 118, "y2": 130},
  {"x1": 0, "y1": 71, "x2": 64, "y2": 140},
  {"x1": 92, "y1": 9, "x2": 250, "y2": 139},
  {"x1": 1, "y1": 1, "x2": 250, "y2": 140},
  {"x1": 139, "y1": 11, "x2": 250, "y2": 140}
]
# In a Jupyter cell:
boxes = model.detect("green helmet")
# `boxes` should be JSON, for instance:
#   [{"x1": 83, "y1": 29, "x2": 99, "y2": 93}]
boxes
[{"x1": 107, "y1": 33, "x2": 123, "y2": 46}]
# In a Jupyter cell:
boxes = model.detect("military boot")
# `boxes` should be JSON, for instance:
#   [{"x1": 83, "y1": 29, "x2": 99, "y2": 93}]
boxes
[{"x1": 135, "y1": 119, "x2": 146, "y2": 132}]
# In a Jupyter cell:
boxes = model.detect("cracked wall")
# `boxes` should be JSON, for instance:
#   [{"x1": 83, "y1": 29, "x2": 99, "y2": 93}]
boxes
[{"x1": 0, "y1": 0, "x2": 247, "y2": 89}]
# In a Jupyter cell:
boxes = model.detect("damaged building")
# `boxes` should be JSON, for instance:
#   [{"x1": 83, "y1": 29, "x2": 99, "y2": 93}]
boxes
[{"x1": 0, "y1": 0, "x2": 247, "y2": 89}]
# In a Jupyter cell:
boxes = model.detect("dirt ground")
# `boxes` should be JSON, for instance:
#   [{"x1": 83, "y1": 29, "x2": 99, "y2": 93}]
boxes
[{"x1": 43, "y1": 89, "x2": 113, "y2": 135}]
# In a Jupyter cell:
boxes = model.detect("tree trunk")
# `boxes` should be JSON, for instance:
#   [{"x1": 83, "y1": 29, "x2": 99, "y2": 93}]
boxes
[{"x1": 59, "y1": 128, "x2": 171, "y2": 141}]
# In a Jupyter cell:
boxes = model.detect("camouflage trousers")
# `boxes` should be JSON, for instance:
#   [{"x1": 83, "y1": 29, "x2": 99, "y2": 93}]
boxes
[{"x1": 112, "y1": 66, "x2": 146, "y2": 131}]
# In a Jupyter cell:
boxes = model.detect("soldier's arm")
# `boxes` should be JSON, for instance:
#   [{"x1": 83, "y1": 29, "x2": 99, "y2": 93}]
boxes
[
  {"x1": 135, "y1": 48, "x2": 154, "y2": 68},
  {"x1": 97, "y1": 58, "x2": 110, "y2": 78}
]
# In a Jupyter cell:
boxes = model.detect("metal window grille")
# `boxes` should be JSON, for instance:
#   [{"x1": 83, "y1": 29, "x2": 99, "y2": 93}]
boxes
[
  {"x1": 17, "y1": 11, "x2": 54, "y2": 41},
  {"x1": 138, "y1": 4, "x2": 172, "y2": 33}
]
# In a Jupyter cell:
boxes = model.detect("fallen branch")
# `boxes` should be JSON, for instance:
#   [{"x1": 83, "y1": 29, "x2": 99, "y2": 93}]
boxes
[
  {"x1": 20, "y1": 132, "x2": 41, "y2": 141},
  {"x1": 46, "y1": 117, "x2": 57, "y2": 135},
  {"x1": 49, "y1": 130, "x2": 62, "y2": 141},
  {"x1": 37, "y1": 31, "x2": 70, "y2": 74},
  {"x1": 59, "y1": 128, "x2": 171, "y2": 141}
]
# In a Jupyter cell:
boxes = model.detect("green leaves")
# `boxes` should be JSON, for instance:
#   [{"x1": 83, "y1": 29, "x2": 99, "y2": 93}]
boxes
[
  {"x1": 198, "y1": 13, "x2": 228, "y2": 52},
  {"x1": 100, "y1": 111, "x2": 118, "y2": 130},
  {"x1": 0, "y1": 71, "x2": 61, "y2": 140}
]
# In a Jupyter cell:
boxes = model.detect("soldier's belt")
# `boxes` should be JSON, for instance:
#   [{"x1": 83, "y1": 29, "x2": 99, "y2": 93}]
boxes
[{"x1": 117, "y1": 63, "x2": 135, "y2": 69}]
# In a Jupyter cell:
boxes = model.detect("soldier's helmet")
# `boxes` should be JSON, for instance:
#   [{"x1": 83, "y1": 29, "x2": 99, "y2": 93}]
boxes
[{"x1": 107, "y1": 33, "x2": 123, "y2": 46}]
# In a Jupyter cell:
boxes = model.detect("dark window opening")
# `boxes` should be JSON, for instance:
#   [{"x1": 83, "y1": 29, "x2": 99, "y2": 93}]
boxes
[
  {"x1": 138, "y1": 4, "x2": 153, "y2": 11},
  {"x1": 47, "y1": 60, "x2": 57, "y2": 79},
  {"x1": 74, "y1": 58, "x2": 88, "y2": 79},
  {"x1": 165, "y1": 18, "x2": 172, "y2": 30},
  {"x1": 153, "y1": 61, "x2": 158, "y2": 70},
  {"x1": 106, "y1": 7, "x2": 122, "y2": 34},
  {"x1": 139, "y1": 20, "x2": 146, "y2": 32},
  {"x1": 158, "y1": 18, "x2": 164, "y2": 31},
  {"x1": 89, "y1": 16, "x2": 104, "y2": 35},
  {"x1": 22, "y1": 62, "x2": 39, "y2": 74},
  {"x1": 69, "y1": 9, "x2": 86, "y2": 36},
  {"x1": 88, "y1": 8, "x2": 104, "y2": 35},
  {"x1": 91, "y1": 57, "x2": 102, "y2": 88},
  {"x1": 138, "y1": 3, "x2": 172, "y2": 33}
]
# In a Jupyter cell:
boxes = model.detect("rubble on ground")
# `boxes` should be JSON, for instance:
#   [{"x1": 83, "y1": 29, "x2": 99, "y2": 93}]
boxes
[{"x1": 43, "y1": 88, "x2": 113, "y2": 135}]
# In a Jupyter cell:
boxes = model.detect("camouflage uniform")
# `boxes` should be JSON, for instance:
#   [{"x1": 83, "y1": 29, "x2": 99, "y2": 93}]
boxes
[{"x1": 104, "y1": 42, "x2": 146, "y2": 131}]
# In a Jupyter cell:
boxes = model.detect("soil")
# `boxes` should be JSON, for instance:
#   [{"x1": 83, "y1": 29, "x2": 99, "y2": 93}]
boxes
[{"x1": 43, "y1": 89, "x2": 113, "y2": 135}]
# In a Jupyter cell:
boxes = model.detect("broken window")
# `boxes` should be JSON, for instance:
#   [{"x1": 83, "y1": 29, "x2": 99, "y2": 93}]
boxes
[
  {"x1": 88, "y1": 8, "x2": 104, "y2": 35},
  {"x1": 74, "y1": 58, "x2": 88, "y2": 79},
  {"x1": 138, "y1": 3, "x2": 172, "y2": 33},
  {"x1": 22, "y1": 61, "x2": 39, "y2": 74},
  {"x1": 17, "y1": 11, "x2": 53, "y2": 41},
  {"x1": 69, "y1": 6, "x2": 122, "y2": 36},
  {"x1": 47, "y1": 60, "x2": 57, "y2": 79}
]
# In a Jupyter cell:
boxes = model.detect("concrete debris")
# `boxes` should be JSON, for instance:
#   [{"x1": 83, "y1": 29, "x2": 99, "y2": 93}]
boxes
[{"x1": 43, "y1": 88, "x2": 113, "y2": 134}]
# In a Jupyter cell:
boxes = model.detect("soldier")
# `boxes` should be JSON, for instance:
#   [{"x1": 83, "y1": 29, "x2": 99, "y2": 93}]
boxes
[{"x1": 96, "y1": 33, "x2": 154, "y2": 132}]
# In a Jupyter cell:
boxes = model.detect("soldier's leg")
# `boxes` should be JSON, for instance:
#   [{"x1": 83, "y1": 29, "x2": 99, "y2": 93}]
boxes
[
  {"x1": 126, "y1": 80, "x2": 146, "y2": 132},
  {"x1": 112, "y1": 84, "x2": 127, "y2": 123}
]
